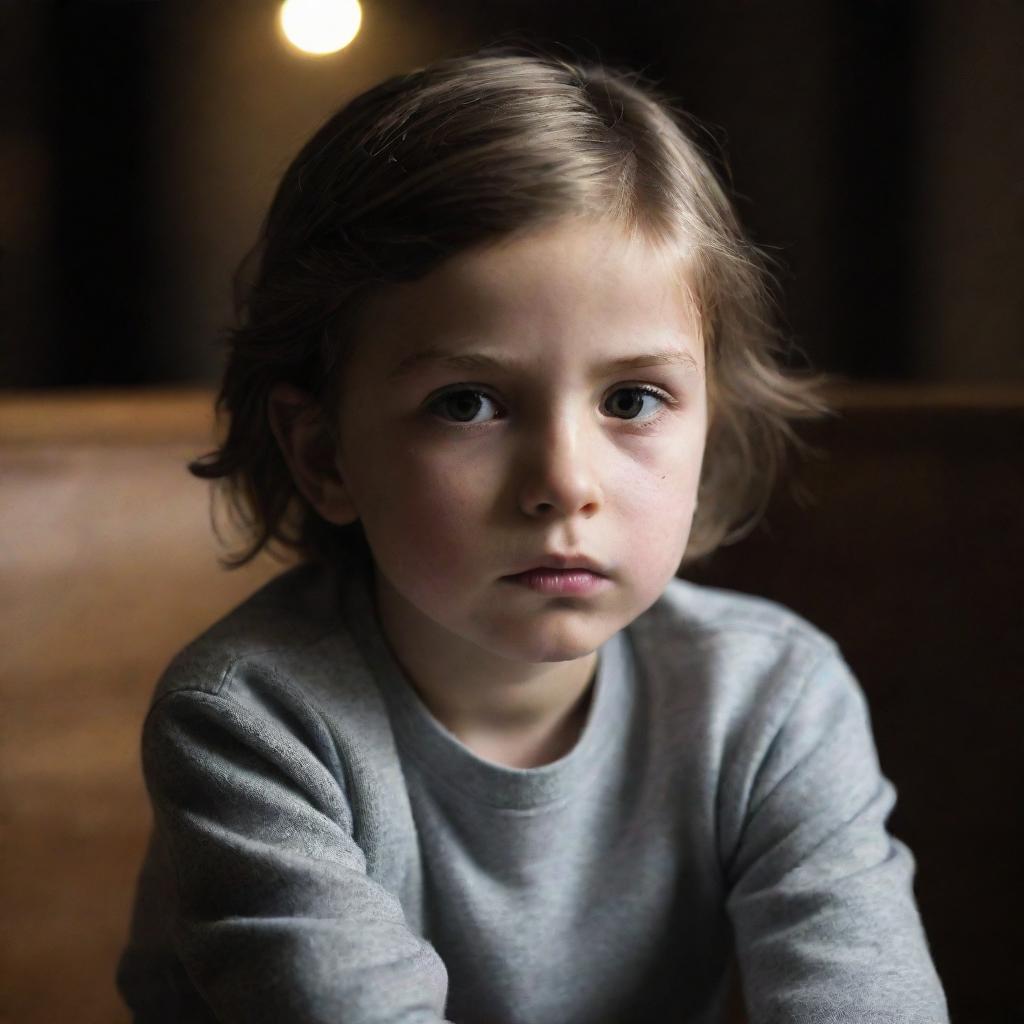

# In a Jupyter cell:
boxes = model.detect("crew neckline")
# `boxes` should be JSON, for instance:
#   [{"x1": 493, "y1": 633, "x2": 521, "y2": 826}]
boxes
[{"x1": 333, "y1": 549, "x2": 635, "y2": 810}]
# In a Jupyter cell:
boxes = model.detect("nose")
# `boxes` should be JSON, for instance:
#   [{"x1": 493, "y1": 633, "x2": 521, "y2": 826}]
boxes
[{"x1": 516, "y1": 405, "x2": 602, "y2": 519}]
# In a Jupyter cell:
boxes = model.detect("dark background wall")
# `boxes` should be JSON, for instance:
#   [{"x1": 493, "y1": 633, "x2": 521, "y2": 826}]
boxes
[{"x1": 2, "y1": 0, "x2": 1021, "y2": 390}]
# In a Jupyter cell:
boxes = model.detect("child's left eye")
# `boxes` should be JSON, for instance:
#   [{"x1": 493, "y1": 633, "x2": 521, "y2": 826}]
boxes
[
  {"x1": 604, "y1": 385, "x2": 672, "y2": 422},
  {"x1": 427, "y1": 385, "x2": 673, "y2": 428}
]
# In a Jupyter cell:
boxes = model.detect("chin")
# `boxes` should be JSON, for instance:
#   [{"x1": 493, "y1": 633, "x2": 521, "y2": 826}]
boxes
[{"x1": 485, "y1": 620, "x2": 609, "y2": 665}]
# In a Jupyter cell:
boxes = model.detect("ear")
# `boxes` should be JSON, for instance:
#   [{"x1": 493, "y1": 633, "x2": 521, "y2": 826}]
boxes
[{"x1": 267, "y1": 382, "x2": 358, "y2": 526}]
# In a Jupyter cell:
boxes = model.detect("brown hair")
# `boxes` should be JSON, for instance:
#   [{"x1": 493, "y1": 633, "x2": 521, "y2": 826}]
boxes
[{"x1": 190, "y1": 42, "x2": 831, "y2": 570}]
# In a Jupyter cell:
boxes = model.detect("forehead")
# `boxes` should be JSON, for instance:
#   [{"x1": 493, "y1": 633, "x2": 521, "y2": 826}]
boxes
[{"x1": 351, "y1": 218, "x2": 703, "y2": 375}]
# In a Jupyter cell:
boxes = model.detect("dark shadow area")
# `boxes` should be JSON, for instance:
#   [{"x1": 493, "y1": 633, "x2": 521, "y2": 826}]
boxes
[
  {"x1": 3, "y1": 0, "x2": 1022, "y2": 387},
  {"x1": 682, "y1": 395, "x2": 1024, "y2": 1024}
]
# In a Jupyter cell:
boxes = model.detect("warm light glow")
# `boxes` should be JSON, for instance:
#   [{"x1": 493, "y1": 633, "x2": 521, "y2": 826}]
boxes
[{"x1": 279, "y1": 0, "x2": 362, "y2": 56}]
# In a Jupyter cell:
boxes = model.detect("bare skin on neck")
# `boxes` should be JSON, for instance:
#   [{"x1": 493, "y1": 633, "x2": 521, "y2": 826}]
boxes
[
  {"x1": 372, "y1": 567, "x2": 600, "y2": 769},
  {"x1": 456, "y1": 667, "x2": 598, "y2": 768}
]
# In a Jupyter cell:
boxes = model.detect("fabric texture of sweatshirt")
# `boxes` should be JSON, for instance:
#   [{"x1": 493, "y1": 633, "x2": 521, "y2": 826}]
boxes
[{"x1": 116, "y1": 544, "x2": 949, "y2": 1023}]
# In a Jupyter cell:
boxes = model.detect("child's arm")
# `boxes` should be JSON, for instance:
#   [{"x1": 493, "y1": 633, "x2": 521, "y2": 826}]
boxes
[
  {"x1": 723, "y1": 646, "x2": 950, "y2": 1023},
  {"x1": 139, "y1": 686, "x2": 453, "y2": 1024}
]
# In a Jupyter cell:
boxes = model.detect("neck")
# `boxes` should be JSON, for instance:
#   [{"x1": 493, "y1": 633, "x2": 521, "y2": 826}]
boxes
[{"x1": 370, "y1": 566, "x2": 600, "y2": 764}]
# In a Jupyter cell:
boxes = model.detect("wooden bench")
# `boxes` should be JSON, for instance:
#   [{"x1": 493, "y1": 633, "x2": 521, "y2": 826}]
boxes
[{"x1": 1, "y1": 386, "x2": 1019, "y2": 1023}]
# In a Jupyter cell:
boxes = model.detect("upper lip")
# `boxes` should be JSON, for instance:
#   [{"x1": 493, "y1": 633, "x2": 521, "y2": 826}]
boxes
[{"x1": 508, "y1": 553, "x2": 608, "y2": 576}]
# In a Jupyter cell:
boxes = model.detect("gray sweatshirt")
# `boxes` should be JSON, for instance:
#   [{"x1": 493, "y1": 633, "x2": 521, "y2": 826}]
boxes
[{"x1": 116, "y1": 547, "x2": 949, "y2": 1023}]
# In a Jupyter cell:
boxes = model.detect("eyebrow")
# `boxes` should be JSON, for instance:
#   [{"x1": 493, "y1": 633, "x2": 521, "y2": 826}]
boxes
[{"x1": 387, "y1": 346, "x2": 702, "y2": 380}]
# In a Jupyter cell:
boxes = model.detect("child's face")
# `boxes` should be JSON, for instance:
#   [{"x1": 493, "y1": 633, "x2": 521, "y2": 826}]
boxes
[{"x1": 332, "y1": 217, "x2": 707, "y2": 666}]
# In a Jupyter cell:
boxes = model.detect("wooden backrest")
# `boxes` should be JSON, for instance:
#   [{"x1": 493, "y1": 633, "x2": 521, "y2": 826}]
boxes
[
  {"x1": 2, "y1": 387, "x2": 1019, "y2": 1023},
  {"x1": 1, "y1": 390, "x2": 289, "y2": 1024}
]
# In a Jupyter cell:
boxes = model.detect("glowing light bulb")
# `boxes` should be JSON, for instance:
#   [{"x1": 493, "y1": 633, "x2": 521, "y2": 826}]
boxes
[{"x1": 279, "y1": 0, "x2": 362, "y2": 56}]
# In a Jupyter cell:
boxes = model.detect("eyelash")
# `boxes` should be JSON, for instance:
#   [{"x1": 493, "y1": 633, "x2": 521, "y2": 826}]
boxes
[{"x1": 426, "y1": 384, "x2": 676, "y2": 432}]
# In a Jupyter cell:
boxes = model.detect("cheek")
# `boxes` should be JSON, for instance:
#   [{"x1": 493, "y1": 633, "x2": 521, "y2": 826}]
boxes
[
  {"x1": 619, "y1": 432, "x2": 704, "y2": 515},
  {"x1": 358, "y1": 446, "x2": 488, "y2": 567},
  {"x1": 613, "y1": 433, "x2": 705, "y2": 575}
]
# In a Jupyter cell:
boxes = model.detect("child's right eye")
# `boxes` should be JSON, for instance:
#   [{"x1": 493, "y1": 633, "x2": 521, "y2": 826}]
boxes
[{"x1": 428, "y1": 389, "x2": 500, "y2": 427}]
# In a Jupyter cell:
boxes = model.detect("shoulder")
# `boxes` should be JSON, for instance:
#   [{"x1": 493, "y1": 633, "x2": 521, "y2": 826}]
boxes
[
  {"x1": 140, "y1": 560, "x2": 387, "y2": 788},
  {"x1": 627, "y1": 576, "x2": 852, "y2": 729},
  {"x1": 140, "y1": 559, "x2": 414, "y2": 863},
  {"x1": 637, "y1": 575, "x2": 838, "y2": 662},
  {"x1": 150, "y1": 561, "x2": 351, "y2": 707}
]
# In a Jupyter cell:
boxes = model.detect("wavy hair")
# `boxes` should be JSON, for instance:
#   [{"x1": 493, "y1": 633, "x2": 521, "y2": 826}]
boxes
[{"x1": 190, "y1": 42, "x2": 831, "y2": 570}]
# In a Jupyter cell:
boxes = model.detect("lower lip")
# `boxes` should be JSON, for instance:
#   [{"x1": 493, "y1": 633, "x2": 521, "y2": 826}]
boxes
[{"x1": 503, "y1": 569, "x2": 610, "y2": 595}]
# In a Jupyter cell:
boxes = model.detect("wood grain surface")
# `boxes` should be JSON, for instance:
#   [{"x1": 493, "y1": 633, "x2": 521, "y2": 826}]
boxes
[{"x1": 2, "y1": 386, "x2": 1020, "y2": 1024}]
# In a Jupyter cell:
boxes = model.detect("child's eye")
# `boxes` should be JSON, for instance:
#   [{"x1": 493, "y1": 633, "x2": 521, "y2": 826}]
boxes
[
  {"x1": 427, "y1": 385, "x2": 673, "y2": 428},
  {"x1": 429, "y1": 389, "x2": 501, "y2": 426},
  {"x1": 604, "y1": 384, "x2": 673, "y2": 424}
]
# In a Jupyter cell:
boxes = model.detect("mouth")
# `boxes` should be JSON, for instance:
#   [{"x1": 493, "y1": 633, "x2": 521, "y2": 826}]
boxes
[
  {"x1": 501, "y1": 566, "x2": 611, "y2": 596},
  {"x1": 501, "y1": 557, "x2": 610, "y2": 598},
  {"x1": 504, "y1": 553, "x2": 609, "y2": 577}
]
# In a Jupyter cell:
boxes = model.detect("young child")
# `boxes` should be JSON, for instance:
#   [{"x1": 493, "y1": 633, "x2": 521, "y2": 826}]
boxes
[{"x1": 116, "y1": 44, "x2": 949, "y2": 1024}]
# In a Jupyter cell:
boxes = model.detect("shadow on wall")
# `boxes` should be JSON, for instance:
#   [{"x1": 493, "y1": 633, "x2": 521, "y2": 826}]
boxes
[{"x1": 2, "y1": 1, "x2": 1022, "y2": 387}]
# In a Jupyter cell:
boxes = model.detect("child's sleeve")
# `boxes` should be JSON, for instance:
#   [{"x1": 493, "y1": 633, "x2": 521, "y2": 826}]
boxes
[
  {"x1": 723, "y1": 644, "x2": 950, "y2": 1024},
  {"x1": 138, "y1": 686, "x2": 453, "y2": 1024}
]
